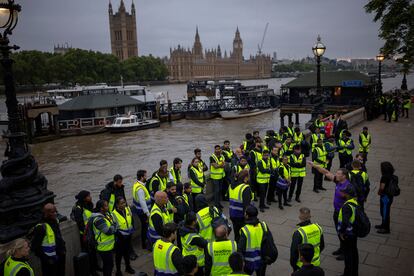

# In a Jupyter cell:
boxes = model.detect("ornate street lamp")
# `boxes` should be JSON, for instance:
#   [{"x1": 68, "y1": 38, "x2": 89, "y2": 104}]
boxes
[
  {"x1": 311, "y1": 35, "x2": 326, "y2": 119},
  {"x1": 0, "y1": 0, "x2": 54, "y2": 243},
  {"x1": 376, "y1": 53, "x2": 385, "y2": 95}
]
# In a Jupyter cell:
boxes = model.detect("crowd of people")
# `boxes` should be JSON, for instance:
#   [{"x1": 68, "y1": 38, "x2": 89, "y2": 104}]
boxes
[
  {"x1": 0, "y1": 107, "x2": 406, "y2": 276},
  {"x1": 365, "y1": 90, "x2": 412, "y2": 121}
]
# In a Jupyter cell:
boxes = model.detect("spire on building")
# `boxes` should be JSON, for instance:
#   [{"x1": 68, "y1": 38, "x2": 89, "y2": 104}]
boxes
[
  {"x1": 195, "y1": 25, "x2": 200, "y2": 42},
  {"x1": 108, "y1": 0, "x2": 113, "y2": 15},
  {"x1": 119, "y1": 0, "x2": 126, "y2": 12},
  {"x1": 131, "y1": 0, "x2": 135, "y2": 14},
  {"x1": 217, "y1": 44, "x2": 222, "y2": 58}
]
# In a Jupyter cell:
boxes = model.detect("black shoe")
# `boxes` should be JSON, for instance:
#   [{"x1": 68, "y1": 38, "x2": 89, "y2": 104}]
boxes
[
  {"x1": 336, "y1": 254, "x2": 345, "y2": 261},
  {"x1": 284, "y1": 202, "x2": 292, "y2": 207},
  {"x1": 332, "y1": 248, "x2": 343, "y2": 256},
  {"x1": 319, "y1": 187, "x2": 327, "y2": 191},
  {"x1": 287, "y1": 197, "x2": 292, "y2": 202},
  {"x1": 266, "y1": 201, "x2": 272, "y2": 206},
  {"x1": 375, "y1": 224, "x2": 383, "y2": 229},
  {"x1": 279, "y1": 205, "x2": 284, "y2": 210},
  {"x1": 129, "y1": 252, "x2": 138, "y2": 261},
  {"x1": 377, "y1": 229, "x2": 390, "y2": 234},
  {"x1": 313, "y1": 189, "x2": 319, "y2": 193},
  {"x1": 125, "y1": 266, "x2": 135, "y2": 274},
  {"x1": 260, "y1": 208, "x2": 265, "y2": 212},
  {"x1": 295, "y1": 198, "x2": 301, "y2": 203}
]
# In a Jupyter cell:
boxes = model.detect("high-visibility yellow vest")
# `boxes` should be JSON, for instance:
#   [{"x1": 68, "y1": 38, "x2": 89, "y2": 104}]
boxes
[
  {"x1": 338, "y1": 139, "x2": 353, "y2": 155},
  {"x1": 75, "y1": 205, "x2": 92, "y2": 235},
  {"x1": 196, "y1": 206, "x2": 218, "y2": 243},
  {"x1": 153, "y1": 239, "x2": 179, "y2": 275},
  {"x1": 229, "y1": 183, "x2": 251, "y2": 218},
  {"x1": 149, "y1": 173, "x2": 168, "y2": 194},
  {"x1": 4, "y1": 256, "x2": 34, "y2": 276},
  {"x1": 108, "y1": 193, "x2": 116, "y2": 213},
  {"x1": 358, "y1": 132, "x2": 371, "y2": 153},
  {"x1": 338, "y1": 198, "x2": 358, "y2": 236},
  {"x1": 189, "y1": 166, "x2": 204, "y2": 193},
  {"x1": 403, "y1": 98, "x2": 411, "y2": 109},
  {"x1": 132, "y1": 181, "x2": 152, "y2": 215},
  {"x1": 93, "y1": 214, "x2": 115, "y2": 252},
  {"x1": 291, "y1": 154, "x2": 306, "y2": 177},
  {"x1": 36, "y1": 223, "x2": 56, "y2": 257},
  {"x1": 198, "y1": 159, "x2": 206, "y2": 172},
  {"x1": 207, "y1": 240, "x2": 237, "y2": 276},
  {"x1": 112, "y1": 206, "x2": 134, "y2": 235},
  {"x1": 241, "y1": 222, "x2": 267, "y2": 270},
  {"x1": 251, "y1": 150, "x2": 263, "y2": 165},
  {"x1": 169, "y1": 167, "x2": 181, "y2": 184},
  {"x1": 287, "y1": 126, "x2": 294, "y2": 137},
  {"x1": 256, "y1": 159, "x2": 270, "y2": 184},
  {"x1": 314, "y1": 119, "x2": 324, "y2": 129},
  {"x1": 223, "y1": 149, "x2": 234, "y2": 160},
  {"x1": 242, "y1": 141, "x2": 249, "y2": 153},
  {"x1": 270, "y1": 155, "x2": 280, "y2": 171},
  {"x1": 149, "y1": 204, "x2": 172, "y2": 243},
  {"x1": 296, "y1": 223, "x2": 323, "y2": 267},
  {"x1": 279, "y1": 163, "x2": 291, "y2": 181},
  {"x1": 210, "y1": 154, "x2": 225, "y2": 180},
  {"x1": 293, "y1": 132, "x2": 304, "y2": 145},
  {"x1": 281, "y1": 143, "x2": 294, "y2": 156},
  {"x1": 181, "y1": 232, "x2": 205, "y2": 266},
  {"x1": 313, "y1": 146, "x2": 327, "y2": 168},
  {"x1": 235, "y1": 164, "x2": 250, "y2": 174},
  {"x1": 350, "y1": 169, "x2": 369, "y2": 184},
  {"x1": 311, "y1": 133, "x2": 325, "y2": 150}
]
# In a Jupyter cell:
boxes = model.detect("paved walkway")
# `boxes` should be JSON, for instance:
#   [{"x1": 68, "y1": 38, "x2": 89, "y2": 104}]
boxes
[{"x1": 130, "y1": 111, "x2": 414, "y2": 276}]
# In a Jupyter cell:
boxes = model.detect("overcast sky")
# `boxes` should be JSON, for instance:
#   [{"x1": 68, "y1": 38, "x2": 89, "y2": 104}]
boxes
[{"x1": 14, "y1": 0, "x2": 382, "y2": 59}]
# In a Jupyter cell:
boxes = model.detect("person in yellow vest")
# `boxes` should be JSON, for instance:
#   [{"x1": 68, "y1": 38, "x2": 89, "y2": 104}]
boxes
[
  {"x1": 100, "y1": 174, "x2": 126, "y2": 213},
  {"x1": 289, "y1": 145, "x2": 306, "y2": 203},
  {"x1": 153, "y1": 223, "x2": 185, "y2": 275},
  {"x1": 358, "y1": 127, "x2": 371, "y2": 164},
  {"x1": 276, "y1": 155, "x2": 292, "y2": 210},
  {"x1": 179, "y1": 212, "x2": 208, "y2": 275},
  {"x1": 293, "y1": 127, "x2": 305, "y2": 146},
  {"x1": 132, "y1": 170, "x2": 152, "y2": 249},
  {"x1": 267, "y1": 146, "x2": 281, "y2": 205},
  {"x1": 189, "y1": 157, "x2": 206, "y2": 208},
  {"x1": 195, "y1": 194, "x2": 221, "y2": 243},
  {"x1": 231, "y1": 155, "x2": 250, "y2": 184},
  {"x1": 149, "y1": 160, "x2": 169, "y2": 198},
  {"x1": 205, "y1": 225, "x2": 237, "y2": 276},
  {"x1": 228, "y1": 252, "x2": 250, "y2": 276},
  {"x1": 31, "y1": 203, "x2": 66, "y2": 276},
  {"x1": 280, "y1": 137, "x2": 295, "y2": 157},
  {"x1": 90, "y1": 200, "x2": 116, "y2": 276},
  {"x1": 338, "y1": 131, "x2": 355, "y2": 169},
  {"x1": 241, "y1": 133, "x2": 254, "y2": 155},
  {"x1": 402, "y1": 92, "x2": 411, "y2": 118},
  {"x1": 314, "y1": 114, "x2": 325, "y2": 133},
  {"x1": 312, "y1": 139, "x2": 328, "y2": 193},
  {"x1": 290, "y1": 207, "x2": 324, "y2": 272},
  {"x1": 169, "y1": 157, "x2": 183, "y2": 187},
  {"x1": 229, "y1": 169, "x2": 253, "y2": 242},
  {"x1": 112, "y1": 197, "x2": 135, "y2": 275},
  {"x1": 349, "y1": 160, "x2": 371, "y2": 208},
  {"x1": 210, "y1": 145, "x2": 226, "y2": 209},
  {"x1": 188, "y1": 148, "x2": 208, "y2": 182},
  {"x1": 3, "y1": 238, "x2": 33, "y2": 276},
  {"x1": 310, "y1": 127, "x2": 325, "y2": 151},
  {"x1": 248, "y1": 139, "x2": 263, "y2": 200},
  {"x1": 256, "y1": 150, "x2": 271, "y2": 212},
  {"x1": 148, "y1": 191, "x2": 173, "y2": 245},
  {"x1": 292, "y1": 244, "x2": 325, "y2": 276},
  {"x1": 238, "y1": 206, "x2": 274, "y2": 276},
  {"x1": 222, "y1": 140, "x2": 235, "y2": 196},
  {"x1": 71, "y1": 190, "x2": 93, "y2": 251},
  {"x1": 287, "y1": 121, "x2": 295, "y2": 138}
]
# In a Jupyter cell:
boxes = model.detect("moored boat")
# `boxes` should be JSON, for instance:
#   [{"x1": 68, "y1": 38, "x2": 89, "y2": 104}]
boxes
[{"x1": 105, "y1": 114, "x2": 160, "y2": 133}]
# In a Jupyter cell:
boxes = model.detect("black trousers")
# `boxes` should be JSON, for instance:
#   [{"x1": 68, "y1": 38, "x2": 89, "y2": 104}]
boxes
[
  {"x1": 212, "y1": 179, "x2": 223, "y2": 207},
  {"x1": 245, "y1": 264, "x2": 267, "y2": 276},
  {"x1": 138, "y1": 213, "x2": 149, "y2": 249},
  {"x1": 267, "y1": 181, "x2": 276, "y2": 202},
  {"x1": 339, "y1": 153, "x2": 352, "y2": 169},
  {"x1": 380, "y1": 195, "x2": 393, "y2": 231},
  {"x1": 333, "y1": 210, "x2": 344, "y2": 252},
  {"x1": 343, "y1": 237, "x2": 358, "y2": 276},
  {"x1": 231, "y1": 217, "x2": 245, "y2": 243},
  {"x1": 222, "y1": 179, "x2": 229, "y2": 200},
  {"x1": 276, "y1": 188, "x2": 287, "y2": 206},
  {"x1": 258, "y1": 183, "x2": 268, "y2": 208},
  {"x1": 313, "y1": 171, "x2": 323, "y2": 190},
  {"x1": 192, "y1": 192, "x2": 202, "y2": 210},
  {"x1": 115, "y1": 234, "x2": 132, "y2": 271},
  {"x1": 289, "y1": 177, "x2": 303, "y2": 199},
  {"x1": 98, "y1": 250, "x2": 114, "y2": 276},
  {"x1": 326, "y1": 157, "x2": 333, "y2": 172},
  {"x1": 40, "y1": 255, "x2": 66, "y2": 276}
]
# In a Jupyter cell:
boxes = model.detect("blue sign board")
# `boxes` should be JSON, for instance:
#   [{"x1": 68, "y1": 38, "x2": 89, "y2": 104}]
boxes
[{"x1": 342, "y1": 80, "x2": 363, "y2": 87}]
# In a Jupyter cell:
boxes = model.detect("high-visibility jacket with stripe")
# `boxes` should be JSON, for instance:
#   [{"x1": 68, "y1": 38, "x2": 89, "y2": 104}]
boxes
[
  {"x1": 132, "y1": 181, "x2": 152, "y2": 215},
  {"x1": 112, "y1": 206, "x2": 134, "y2": 235},
  {"x1": 251, "y1": 150, "x2": 263, "y2": 165},
  {"x1": 358, "y1": 132, "x2": 371, "y2": 153},
  {"x1": 93, "y1": 214, "x2": 115, "y2": 252},
  {"x1": 338, "y1": 198, "x2": 358, "y2": 237},
  {"x1": 256, "y1": 159, "x2": 270, "y2": 184},
  {"x1": 37, "y1": 223, "x2": 56, "y2": 258},
  {"x1": 4, "y1": 256, "x2": 34, "y2": 276},
  {"x1": 74, "y1": 205, "x2": 92, "y2": 235},
  {"x1": 229, "y1": 183, "x2": 251, "y2": 218},
  {"x1": 196, "y1": 206, "x2": 219, "y2": 243},
  {"x1": 313, "y1": 146, "x2": 327, "y2": 168},
  {"x1": 169, "y1": 167, "x2": 181, "y2": 184},
  {"x1": 311, "y1": 133, "x2": 325, "y2": 150},
  {"x1": 148, "y1": 204, "x2": 172, "y2": 244},
  {"x1": 181, "y1": 232, "x2": 205, "y2": 266},
  {"x1": 222, "y1": 149, "x2": 234, "y2": 161},
  {"x1": 293, "y1": 132, "x2": 304, "y2": 145},
  {"x1": 290, "y1": 153, "x2": 306, "y2": 177},
  {"x1": 296, "y1": 223, "x2": 323, "y2": 267},
  {"x1": 190, "y1": 165, "x2": 204, "y2": 193},
  {"x1": 153, "y1": 239, "x2": 179, "y2": 275},
  {"x1": 210, "y1": 154, "x2": 225, "y2": 180},
  {"x1": 240, "y1": 222, "x2": 267, "y2": 271},
  {"x1": 149, "y1": 173, "x2": 168, "y2": 194},
  {"x1": 207, "y1": 240, "x2": 237, "y2": 276},
  {"x1": 338, "y1": 139, "x2": 354, "y2": 155}
]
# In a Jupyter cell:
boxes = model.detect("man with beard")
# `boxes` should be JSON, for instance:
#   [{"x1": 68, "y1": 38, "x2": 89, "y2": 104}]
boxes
[{"x1": 149, "y1": 160, "x2": 169, "y2": 198}]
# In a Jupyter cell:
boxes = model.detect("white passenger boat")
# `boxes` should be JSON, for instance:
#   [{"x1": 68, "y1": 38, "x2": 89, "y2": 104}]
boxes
[{"x1": 105, "y1": 114, "x2": 160, "y2": 133}]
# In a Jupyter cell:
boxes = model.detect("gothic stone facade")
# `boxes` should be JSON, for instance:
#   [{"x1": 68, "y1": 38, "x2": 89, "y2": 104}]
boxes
[
  {"x1": 167, "y1": 27, "x2": 272, "y2": 82},
  {"x1": 108, "y1": 0, "x2": 138, "y2": 61}
]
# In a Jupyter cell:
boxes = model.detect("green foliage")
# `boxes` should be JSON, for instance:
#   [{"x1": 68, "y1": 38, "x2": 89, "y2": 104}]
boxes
[
  {"x1": 365, "y1": 0, "x2": 413, "y2": 69},
  {"x1": 5, "y1": 49, "x2": 168, "y2": 87}
]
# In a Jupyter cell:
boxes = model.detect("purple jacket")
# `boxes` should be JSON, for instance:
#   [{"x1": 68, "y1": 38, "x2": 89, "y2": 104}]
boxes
[{"x1": 334, "y1": 179, "x2": 351, "y2": 211}]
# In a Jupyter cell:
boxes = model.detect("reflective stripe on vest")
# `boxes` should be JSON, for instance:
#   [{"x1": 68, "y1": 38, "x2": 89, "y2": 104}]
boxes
[
  {"x1": 291, "y1": 154, "x2": 306, "y2": 177},
  {"x1": 93, "y1": 215, "x2": 115, "y2": 252},
  {"x1": 132, "y1": 181, "x2": 152, "y2": 215},
  {"x1": 279, "y1": 163, "x2": 291, "y2": 181},
  {"x1": 296, "y1": 223, "x2": 323, "y2": 267},
  {"x1": 223, "y1": 149, "x2": 234, "y2": 160},
  {"x1": 339, "y1": 139, "x2": 353, "y2": 155},
  {"x1": 153, "y1": 239, "x2": 179, "y2": 275},
  {"x1": 241, "y1": 223, "x2": 266, "y2": 270},
  {"x1": 252, "y1": 150, "x2": 263, "y2": 165},
  {"x1": 169, "y1": 167, "x2": 181, "y2": 184},
  {"x1": 37, "y1": 223, "x2": 56, "y2": 257},
  {"x1": 338, "y1": 198, "x2": 357, "y2": 236},
  {"x1": 149, "y1": 204, "x2": 172, "y2": 243},
  {"x1": 207, "y1": 240, "x2": 237, "y2": 276},
  {"x1": 229, "y1": 183, "x2": 250, "y2": 218},
  {"x1": 256, "y1": 159, "x2": 270, "y2": 184},
  {"x1": 210, "y1": 154, "x2": 225, "y2": 180},
  {"x1": 181, "y1": 232, "x2": 205, "y2": 266},
  {"x1": 190, "y1": 166, "x2": 204, "y2": 193},
  {"x1": 4, "y1": 256, "x2": 34, "y2": 276},
  {"x1": 236, "y1": 164, "x2": 250, "y2": 174},
  {"x1": 112, "y1": 206, "x2": 134, "y2": 235},
  {"x1": 358, "y1": 133, "x2": 371, "y2": 153},
  {"x1": 314, "y1": 146, "x2": 327, "y2": 168},
  {"x1": 150, "y1": 173, "x2": 167, "y2": 194},
  {"x1": 311, "y1": 133, "x2": 325, "y2": 150},
  {"x1": 108, "y1": 193, "x2": 116, "y2": 212}
]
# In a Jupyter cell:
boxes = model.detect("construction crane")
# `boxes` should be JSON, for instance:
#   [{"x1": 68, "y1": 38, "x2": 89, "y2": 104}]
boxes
[{"x1": 257, "y1": 23, "x2": 269, "y2": 55}]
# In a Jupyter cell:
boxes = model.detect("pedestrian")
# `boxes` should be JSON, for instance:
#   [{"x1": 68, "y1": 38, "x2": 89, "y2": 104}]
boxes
[
  {"x1": 153, "y1": 223, "x2": 184, "y2": 275},
  {"x1": 148, "y1": 191, "x2": 173, "y2": 246},
  {"x1": 307, "y1": 161, "x2": 353, "y2": 262},
  {"x1": 189, "y1": 157, "x2": 205, "y2": 208},
  {"x1": 312, "y1": 139, "x2": 327, "y2": 193},
  {"x1": 169, "y1": 157, "x2": 183, "y2": 187},
  {"x1": 195, "y1": 194, "x2": 220, "y2": 243},
  {"x1": 333, "y1": 113, "x2": 348, "y2": 142},
  {"x1": 3, "y1": 238, "x2": 34, "y2": 276},
  {"x1": 280, "y1": 136, "x2": 295, "y2": 157},
  {"x1": 222, "y1": 140, "x2": 235, "y2": 188},
  {"x1": 310, "y1": 127, "x2": 325, "y2": 151},
  {"x1": 90, "y1": 200, "x2": 116, "y2": 276},
  {"x1": 314, "y1": 114, "x2": 325, "y2": 133},
  {"x1": 324, "y1": 137, "x2": 337, "y2": 173},
  {"x1": 111, "y1": 197, "x2": 135, "y2": 275},
  {"x1": 289, "y1": 145, "x2": 306, "y2": 203},
  {"x1": 210, "y1": 145, "x2": 226, "y2": 209},
  {"x1": 241, "y1": 133, "x2": 254, "y2": 155},
  {"x1": 386, "y1": 95, "x2": 394, "y2": 122},
  {"x1": 31, "y1": 203, "x2": 66, "y2": 276},
  {"x1": 165, "y1": 182, "x2": 180, "y2": 223},
  {"x1": 148, "y1": 160, "x2": 169, "y2": 197},
  {"x1": 376, "y1": 161, "x2": 398, "y2": 234},
  {"x1": 337, "y1": 185, "x2": 360, "y2": 276},
  {"x1": 179, "y1": 211, "x2": 208, "y2": 276},
  {"x1": 276, "y1": 155, "x2": 292, "y2": 209},
  {"x1": 71, "y1": 190, "x2": 93, "y2": 251},
  {"x1": 402, "y1": 93, "x2": 411, "y2": 118},
  {"x1": 349, "y1": 160, "x2": 370, "y2": 208},
  {"x1": 238, "y1": 205, "x2": 273, "y2": 276},
  {"x1": 358, "y1": 127, "x2": 371, "y2": 164},
  {"x1": 205, "y1": 225, "x2": 237, "y2": 276},
  {"x1": 132, "y1": 170, "x2": 152, "y2": 249},
  {"x1": 229, "y1": 169, "x2": 253, "y2": 242},
  {"x1": 228, "y1": 252, "x2": 249, "y2": 276},
  {"x1": 231, "y1": 155, "x2": 250, "y2": 185},
  {"x1": 256, "y1": 149, "x2": 271, "y2": 212},
  {"x1": 100, "y1": 174, "x2": 126, "y2": 212},
  {"x1": 292, "y1": 244, "x2": 325, "y2": 276},
  {"x1": 189, "y1": 148, "x2": 208, "y2": 180},
  {"x1": 267, "y1": 146, "x2": 281, "y2": 205},
  {"x1": 338, "y1": 131, "x2": 354, "y2": 169},
  {"x1": 290, "y1": 207, "x2": 324, "y2": 272},
  {"x1": 180, "y1": 182, "x2": 194, "y2": 212},
  {"x1": 249, "y1": 139, "x2": 263, "y2": 200},
  {"x1": 183, "y1": 255, "x2": 199, "y2": 276}
]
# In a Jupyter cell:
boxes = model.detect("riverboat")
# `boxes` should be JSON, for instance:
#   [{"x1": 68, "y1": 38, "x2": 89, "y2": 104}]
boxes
[{"x1": 105, "y1": 114, "x2": 160, "y2": 133}]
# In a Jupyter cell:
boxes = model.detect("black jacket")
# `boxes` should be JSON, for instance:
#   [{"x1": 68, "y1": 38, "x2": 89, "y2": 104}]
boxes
[
  {"x1": 31, "y1": 219, "x2": 66, "y2": 259},
  {"x1": 100, "y1": 182, "x2": 126, "y2": 211},
  {"x1": 333, "y1": 119, "x2": 347, "y2": 138},
  {"x1": 72, "y1": 201, "x2": 93, "y2": 234},
  {"x1": 151, "y1": 204, "x2": 168, "y2": 238}
]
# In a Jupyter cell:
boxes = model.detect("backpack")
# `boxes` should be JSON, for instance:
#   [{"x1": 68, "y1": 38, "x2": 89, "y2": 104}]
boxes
[
  {"x1": 385, "y1": 175, "x2": 400, "y2": 197},
  {"x1": 350, "y1": 171, "x2": 366, "y2": 200},
  {"x1": 260, "y1": 222, "x2": 278, "y2": 264},
  {"x1": 348, "y1": 202, "x2": 371, "y2": 238},
  {"x1": 83, "y1": 216, "x2": 99, "y2": 249}
]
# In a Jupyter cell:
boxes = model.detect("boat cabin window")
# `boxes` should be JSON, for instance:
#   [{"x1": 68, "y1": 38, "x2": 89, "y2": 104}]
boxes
[
  {"x1": 115, "y1": 119, "x2": 122, "y2": 125},
  {"x1": 122, "y1": 119, "x2": 131, "y2": 124}
]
